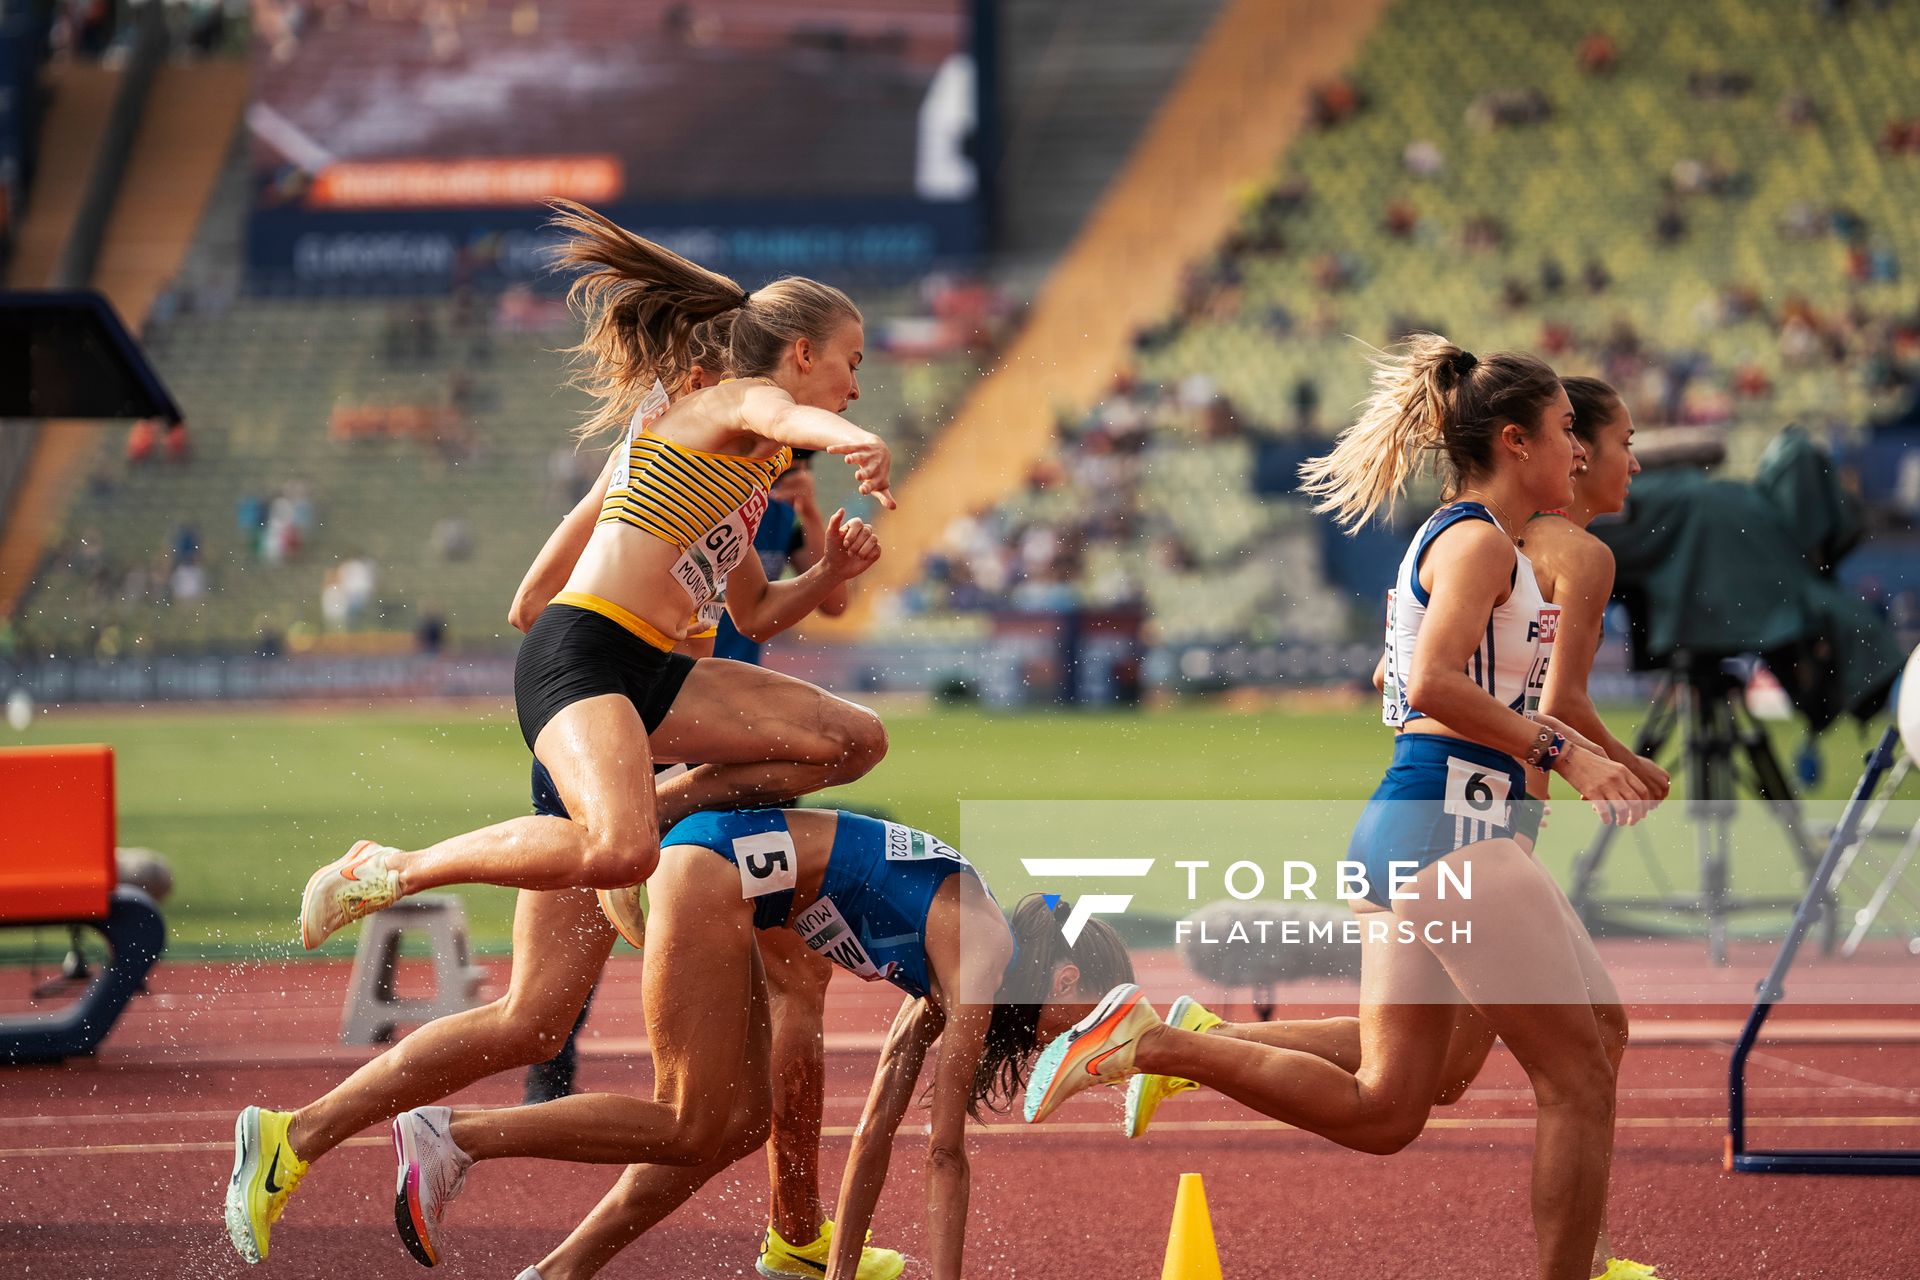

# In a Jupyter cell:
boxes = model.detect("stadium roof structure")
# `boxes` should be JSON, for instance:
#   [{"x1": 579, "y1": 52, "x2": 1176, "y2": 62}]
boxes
[{"x1": 0, "y1": 290, "x2": 182, "y2": 423}]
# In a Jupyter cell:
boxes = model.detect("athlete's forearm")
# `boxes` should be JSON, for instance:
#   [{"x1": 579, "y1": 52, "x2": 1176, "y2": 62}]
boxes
[
  {"x1": 828, "y1": 1002, "x2": 937, "y2": 1279},
  {"x1": 754, "y1": 401, "x2": 882, "y2": 454},
  {"x1": 829, "y1": 1085, "x2": 916, "y2": 1277},
  {"x1": 1539, "y1": 691, "x2": 1634, "y2": 768},
  {"x1": 728, "y1": 560, "x2": 846, "y2": 643},
  {"x1": 925, "y1": 1148, "x2": 970, "y2": 1280},
  {"x1": 510, "y1": 511, "x2": 593, "y2": 631},
  {"x1": 511, "y1": 452, "x2": 616, "y2": 630},
  {"x1": 922, "y1": 994, "x2": 991, "y2": 1280},
  {"x1": 788, "y1": 503, "x2": 851, "y2": 616},
  {"x1": 1404, "y1": 668, "x2": 1545, "y2": 759},
  {"x1": 828, "y1": 1135, "x2": 896, "y2": 1279}
]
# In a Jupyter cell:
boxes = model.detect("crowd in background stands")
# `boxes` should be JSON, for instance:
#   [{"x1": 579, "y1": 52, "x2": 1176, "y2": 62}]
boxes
[
  {"x1": 1278, "y1": 35, "x2": 1920, "y2": 432},
  {"x1": 908, "y1": 371, "x2": 1245, "y2": 619},
  {"x1": 909, "y1": 16, "x2": 1920, "y2": 635}
]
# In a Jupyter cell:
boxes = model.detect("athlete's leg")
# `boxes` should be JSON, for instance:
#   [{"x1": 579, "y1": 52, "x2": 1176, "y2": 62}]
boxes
[
  {"x1": 758, "y1": 927, "x2": 835, "y2": 1243},
  {"x1": 1547, "y1": 870, "x2": 1631, "y2": 1271},
  {"x1": 446, "y1": 848, "x2": 759, "y2": 1166},
  {"x1": 1131, "y1": 917, "x2": 1462, "y2": 1154},
  {"x1": 528, "y1": 949, "x2": 776, "y2": 1280},
  {"x1": 288, "y1": 888, "x2": 614, "y2": 1162},
  {"x1": 1397, "y1": 842, "x2": 1619, "y2": 1280},
  {"x1": 381, "y1": 695, "x2": 663, "y2": 893},
  {"x1": 523, "y1": 982, "x2": 597, "y2": 1104},
  {"x1": 1213, "y1": 1005, "x2": 1497, "y2": 1105},
  {"x1": 647, "y1": 662, "x2": 886, "y2": 825}
]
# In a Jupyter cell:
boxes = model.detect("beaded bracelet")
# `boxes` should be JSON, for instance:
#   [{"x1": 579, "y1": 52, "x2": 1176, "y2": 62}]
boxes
[
  {"x1": 1530, "y1": 732, "x2": 1569, "y2": 774},
  {"x1": 1522, "y1": 726, "x2": 1553, "y2": 769}
]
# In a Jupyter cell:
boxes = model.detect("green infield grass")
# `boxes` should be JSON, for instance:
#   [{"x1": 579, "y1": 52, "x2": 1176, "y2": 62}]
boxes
[{"x1": 1, "y1": 700, "x2": 1890, "y2": 960}]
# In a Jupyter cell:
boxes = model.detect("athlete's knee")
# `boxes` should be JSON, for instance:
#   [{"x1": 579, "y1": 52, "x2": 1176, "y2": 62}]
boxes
[
  {"x1": 1531, "y1": 1047, "x2": 1617, "y2": 1116},
  {"x1": 578, "y1": 822, "x2": 661, "y2": 888},
  {"x1": 724, "y1": 1088, "x2": 775, "y2": 1164},
  {"x1": 1350, "y1": 1094, "x2": 1434, "y2": 1155},
  {"x1": 449, "y1": 998, "x2": 561, "y2": 1068},
  {"x1": 823, "y1": 703, "x2": 887, "y2": 777},
  {"x1": 492, "y1": 995, "x2": 589, "y2": 1065},
  {"x1": 1357, "y1": 1114, "x2": 1431, "y2": 1155},
  {"x1": 1432, "y1": 1075, "x2": 1473, "y2": 1107},
  {"x1": 651, "y1": 1108, "x2": 735, "y2": 1167}
]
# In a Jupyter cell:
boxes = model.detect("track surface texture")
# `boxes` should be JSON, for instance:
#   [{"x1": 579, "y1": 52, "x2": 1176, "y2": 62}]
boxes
[{"x1": 4, "y1": 943, "x2": 1918, "y2": 1278}]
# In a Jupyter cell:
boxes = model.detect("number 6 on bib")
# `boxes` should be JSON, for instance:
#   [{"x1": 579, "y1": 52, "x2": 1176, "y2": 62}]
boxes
[{"x1": 1443, "y1": 757, "x2": 1512, "y2": 829}]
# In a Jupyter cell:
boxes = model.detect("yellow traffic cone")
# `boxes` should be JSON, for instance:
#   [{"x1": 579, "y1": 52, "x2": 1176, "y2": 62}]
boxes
[{"x1": 1160, "y1": 1172, "x2": 1223, "y2": 1280}]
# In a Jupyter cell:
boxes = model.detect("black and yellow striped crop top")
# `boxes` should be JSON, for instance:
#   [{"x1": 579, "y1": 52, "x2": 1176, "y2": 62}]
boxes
[{"x1": 597, "y1": 380, "x2": 793, "y2": 607}]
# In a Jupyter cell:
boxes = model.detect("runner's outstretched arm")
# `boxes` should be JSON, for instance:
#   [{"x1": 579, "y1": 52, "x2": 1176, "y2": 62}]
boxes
[{"x1": 827, "y1": 997, "x2": 942, "y2": 1279}]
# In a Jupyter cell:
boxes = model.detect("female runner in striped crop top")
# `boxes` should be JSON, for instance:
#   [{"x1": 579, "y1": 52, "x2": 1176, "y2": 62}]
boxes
[
  {"x1": 296, "y1": 201, "x2": 897, "y2": 951},
  {"x1": 222, "y1": 316, "x2": 897, "y2": 1274}
]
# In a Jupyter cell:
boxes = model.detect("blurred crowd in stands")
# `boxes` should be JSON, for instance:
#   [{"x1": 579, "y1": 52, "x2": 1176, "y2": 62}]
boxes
[{"x1": 909, "y1": 8, "x2": 1920, "y2": 640}]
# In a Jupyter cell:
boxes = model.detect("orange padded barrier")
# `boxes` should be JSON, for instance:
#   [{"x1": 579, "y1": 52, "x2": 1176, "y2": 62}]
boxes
[{"x1": 0, "y1": 744, "x2": 117, "y2": 924}]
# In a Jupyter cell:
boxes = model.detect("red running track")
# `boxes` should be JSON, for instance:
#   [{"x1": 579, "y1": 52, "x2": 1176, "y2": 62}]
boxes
[{"x1": 2, "y1": 945, "x2": 1918, "y2": 1278}]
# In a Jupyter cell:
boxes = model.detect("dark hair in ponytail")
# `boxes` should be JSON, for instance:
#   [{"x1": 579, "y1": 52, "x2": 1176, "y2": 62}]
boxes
[
  {"x1": 1560, "y1": 375, "x2": 1624, "y2": 447},
  {"x1": 968, "y1": 895, "x2": 1134, "y2": 1119}
]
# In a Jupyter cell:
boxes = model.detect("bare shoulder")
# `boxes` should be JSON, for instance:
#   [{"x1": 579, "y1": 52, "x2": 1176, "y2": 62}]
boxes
[
  {"x1": 1430, "y1": 512, "x2": 1517, "y2": 573},
  {"x1": 1554, "y1": 525, "x2": 1616, "y2": 586},
  {"x1": 654, "y1": 381, "x2": 785, "y2": 457},
  {"x1": 1527, "y1": 520, "x2": 1614, "y2": 603}
]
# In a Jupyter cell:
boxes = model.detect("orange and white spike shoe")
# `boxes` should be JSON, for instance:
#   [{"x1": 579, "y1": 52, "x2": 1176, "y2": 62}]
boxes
[
  {"x1": 1023, "y1": 983, "x2": 1161, "y2": 1124},
  {"x1": 299, "y1": 839, "x2": 402, "y2": 949}
]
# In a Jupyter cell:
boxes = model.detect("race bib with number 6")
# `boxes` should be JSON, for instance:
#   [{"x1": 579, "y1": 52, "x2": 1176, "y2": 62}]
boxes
[{"x1": 1443, "y1": 757, "x2": 1512, "y2": 828}]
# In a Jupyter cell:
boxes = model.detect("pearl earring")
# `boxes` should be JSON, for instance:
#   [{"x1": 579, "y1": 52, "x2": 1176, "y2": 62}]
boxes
[{"x1": 1521, "y1": 451, "x2": 1531, "y2": 462}]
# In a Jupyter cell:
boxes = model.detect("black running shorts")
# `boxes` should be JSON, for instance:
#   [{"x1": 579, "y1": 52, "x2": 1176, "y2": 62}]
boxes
[{"x1": 513, "y1": 602, "x2": 696, "y2": 750}]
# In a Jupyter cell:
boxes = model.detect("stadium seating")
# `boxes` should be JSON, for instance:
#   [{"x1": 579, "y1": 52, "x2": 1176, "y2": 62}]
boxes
[
  {"x1": 14, "y1": 282, "x2": 980, "y2": 655},
  {"x1": 910, "y1": 0, "x2": 1920, "y2": 641},
  {"x1": 1140, "y1": 0, "x2": 1920, "y2": 438}
]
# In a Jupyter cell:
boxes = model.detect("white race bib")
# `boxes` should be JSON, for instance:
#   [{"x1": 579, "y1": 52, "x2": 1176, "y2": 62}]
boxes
[
  {"x1": 1381, "y1": 588, "x2": 1403, "y2": 727},
  {"x1": 791, "y1": 895, "x2": 894, "y2": 983},
  {"x1": 1520, "y1": 605, "x2": 1561, "y2": 716},
  {"x1": 882, "y1": 821, "x2": 969, "y2": 865},
  {"x1": 1444, "y1": 757, "x2": 1512, "y2": 828},
  {"x1": 607, "y1": 379, "x2": 671, "y2": 493},
  {"x1": 732, "y1": 829, "x2": 797, "y2": 899},
  {"x1": 670, "y1": 487, "x2": 769, "y2": 609}
]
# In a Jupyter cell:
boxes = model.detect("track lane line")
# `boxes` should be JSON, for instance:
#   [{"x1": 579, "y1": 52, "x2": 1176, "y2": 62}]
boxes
[{"x1": 5, "y1": 1114, "x2": 1918, "y2": 1158}]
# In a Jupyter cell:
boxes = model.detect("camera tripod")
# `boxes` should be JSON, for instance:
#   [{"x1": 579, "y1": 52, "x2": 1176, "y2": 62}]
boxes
[{"x1": 1566, "y1": 654, "x2": 1835, "y2": 964}]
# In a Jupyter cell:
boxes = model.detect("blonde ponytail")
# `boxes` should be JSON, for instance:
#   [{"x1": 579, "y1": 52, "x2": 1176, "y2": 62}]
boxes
[
  {"x1": 1300, "y1": 334, "x2": 1563, "y2": 528},
  {"x1": 549, "y1": 199, "x2": 748, "y2": 441},
  {"x1": 1299, "y1": 335, "x2": 1467, "y2": 529}
]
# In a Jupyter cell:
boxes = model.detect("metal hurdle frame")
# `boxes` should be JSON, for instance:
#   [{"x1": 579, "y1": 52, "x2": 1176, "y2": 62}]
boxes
[{"x1": 1727, "y1": 725, "x2": 1920, "y2": 1174}]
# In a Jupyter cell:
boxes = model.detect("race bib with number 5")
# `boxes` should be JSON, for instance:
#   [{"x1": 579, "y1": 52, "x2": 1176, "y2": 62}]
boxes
[
  {"x1": 1443, "y1": 757, "x2": 1512, "y2": 829},
  {"x1": 732, "y1": 829, "x2": 798, "y2": 899}
]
